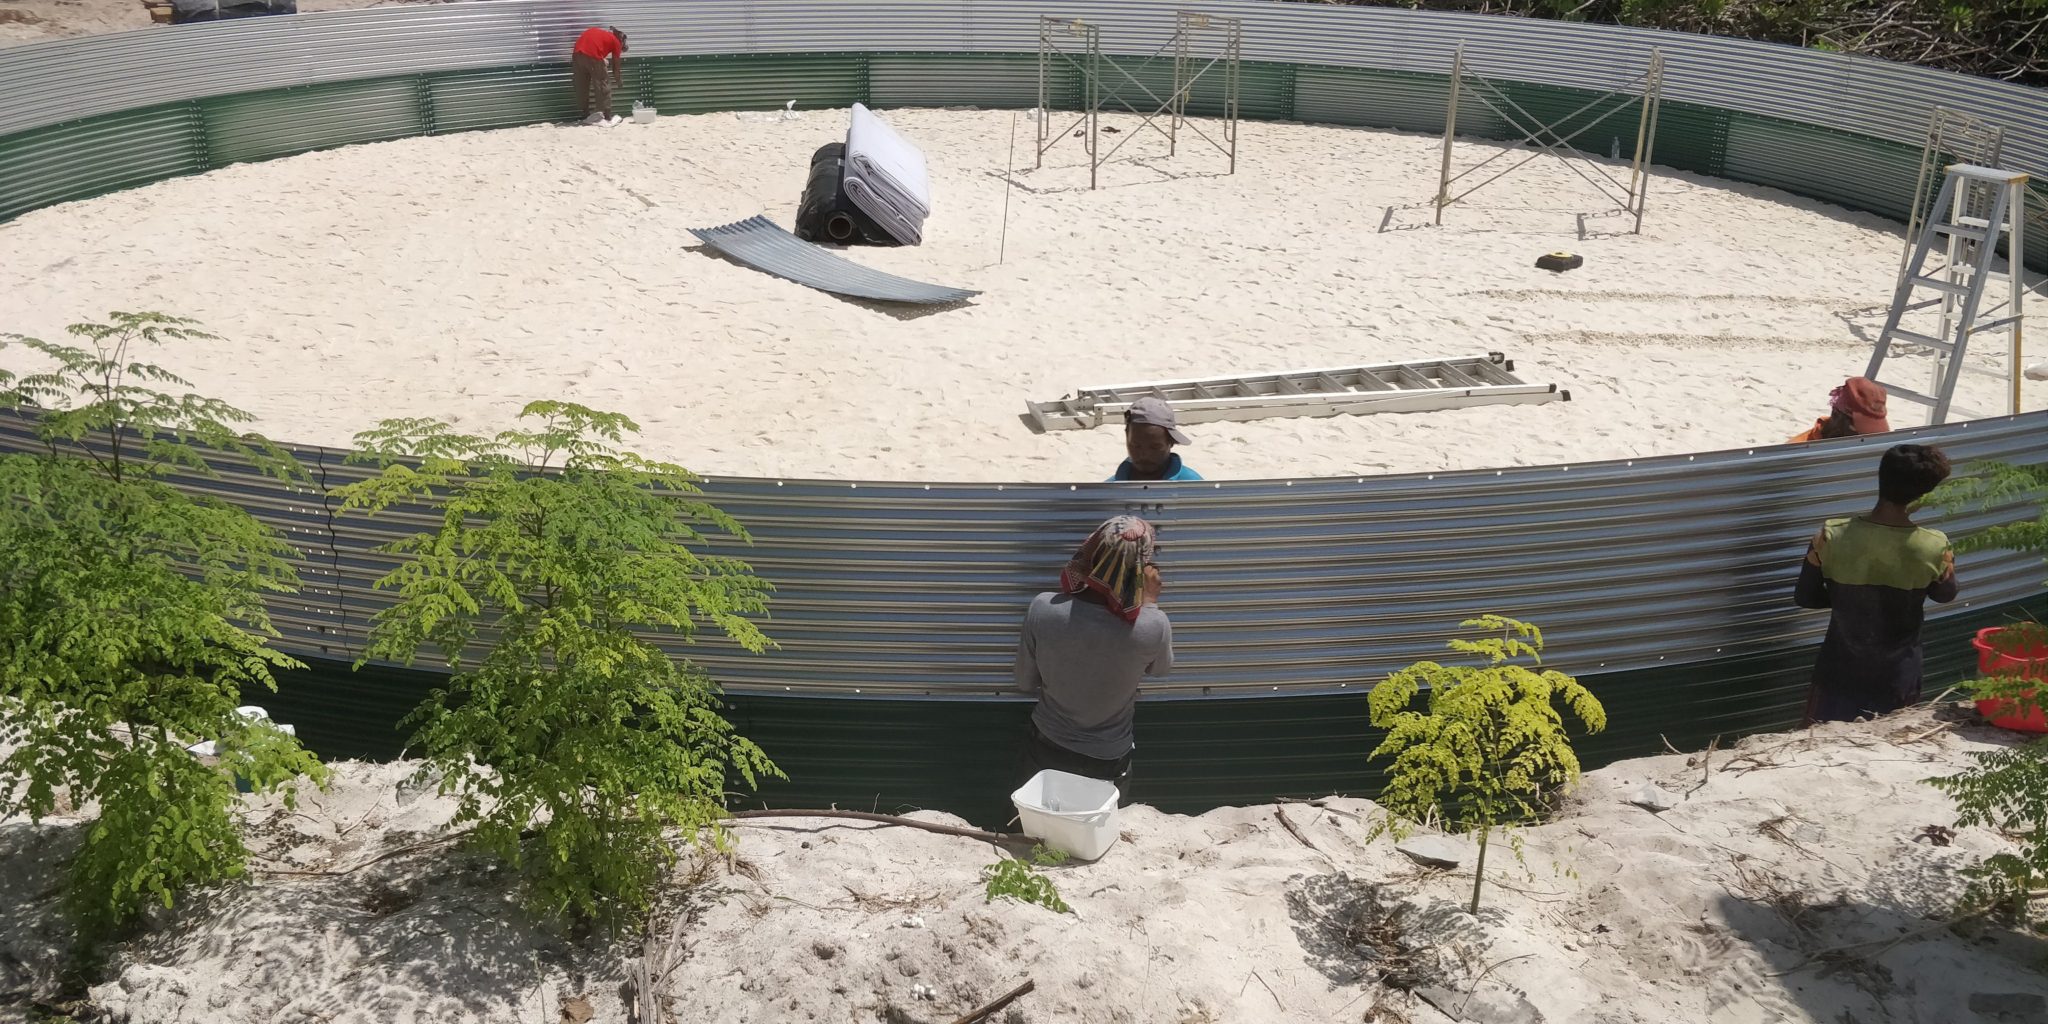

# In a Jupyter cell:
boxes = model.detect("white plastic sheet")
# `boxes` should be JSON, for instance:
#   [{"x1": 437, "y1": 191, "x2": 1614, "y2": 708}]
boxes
[{"x1": 844, "y1": 102, "x2": 931, "y2": 245}]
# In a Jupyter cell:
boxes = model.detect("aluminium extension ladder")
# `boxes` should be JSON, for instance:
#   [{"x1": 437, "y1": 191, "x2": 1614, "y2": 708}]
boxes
[
  {"x1": 1865, "y1": 163, "x2": 2030, "y2": 424},
  {"x1": 1025, "y1": 353, "x2": 1568, "y2": 432}
]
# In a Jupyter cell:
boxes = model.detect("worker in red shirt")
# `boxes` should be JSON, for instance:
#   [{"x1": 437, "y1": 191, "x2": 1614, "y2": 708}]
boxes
[{"x1": 571, "y1": 25, "x2": 628, "y2": 126}]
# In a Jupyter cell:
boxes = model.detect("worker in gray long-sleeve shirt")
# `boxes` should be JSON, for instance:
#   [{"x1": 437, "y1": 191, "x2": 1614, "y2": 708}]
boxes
[{"x1": 1014, "y1": 515, "x2": 1174, "y2": 805}]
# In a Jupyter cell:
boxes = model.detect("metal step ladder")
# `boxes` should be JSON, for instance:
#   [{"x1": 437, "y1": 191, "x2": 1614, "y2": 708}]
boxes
[
  {"x1": 1865, "y1": 163, "x2": 2030, "y2": 424},
  {"x1": 1026, "y1": 353, "x2": 1568, "y2": 432}
]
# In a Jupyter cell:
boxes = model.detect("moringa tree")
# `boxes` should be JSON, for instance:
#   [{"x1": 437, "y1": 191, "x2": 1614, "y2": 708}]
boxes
[
  {"x1": 337, "y1": 401, "x2": 780, "y2": 930},
  {"x1": 0, "y1": 312, "x2": 325, "y2": 946},
  {"x1": 1366, "y1": 614, "x2": 1606, "y2": 913}
]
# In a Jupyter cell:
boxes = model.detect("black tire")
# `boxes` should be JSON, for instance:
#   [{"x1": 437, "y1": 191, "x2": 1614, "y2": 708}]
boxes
[{"x1": 1535, "y1": 252, "x2": 1584, "y2": 272}]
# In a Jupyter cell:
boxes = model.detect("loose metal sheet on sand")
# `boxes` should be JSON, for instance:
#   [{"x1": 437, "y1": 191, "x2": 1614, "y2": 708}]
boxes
[{"x1": 689, "y1": 215, "x2": 976, "y2": 304}]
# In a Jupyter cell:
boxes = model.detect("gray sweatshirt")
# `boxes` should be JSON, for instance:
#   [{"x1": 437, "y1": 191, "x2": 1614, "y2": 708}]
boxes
[{"x1": 1013, "y1": 592, "x2": 1174, "y2": 759}]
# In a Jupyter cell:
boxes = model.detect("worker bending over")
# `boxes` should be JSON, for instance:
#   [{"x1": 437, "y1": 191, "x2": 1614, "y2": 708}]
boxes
[{"x1": 572, "y1": 25, "x2": 628, "y2": 126}]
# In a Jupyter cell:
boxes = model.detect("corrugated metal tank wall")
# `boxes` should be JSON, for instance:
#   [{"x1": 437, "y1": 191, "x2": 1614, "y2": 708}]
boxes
[
  {"x1": 6, "y1": 1, "x2": 2048, "y2": 820},
  {"x1": 4, "y1": 411, "x2": 2046, "y2": 823},
  {"x1": 2, "y1": 0, "x2": 2045, "y2": 254}
]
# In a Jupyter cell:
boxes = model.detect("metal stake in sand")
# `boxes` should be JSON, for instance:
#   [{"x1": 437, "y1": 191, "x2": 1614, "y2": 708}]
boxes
[{"x1": 999, "y1": 111, "x2": 1018, "y2": 265}]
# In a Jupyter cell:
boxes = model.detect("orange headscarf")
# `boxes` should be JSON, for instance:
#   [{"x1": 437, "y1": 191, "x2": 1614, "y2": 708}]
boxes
[
  {"x1": 1831, "y1": 377, "x2": 1890, "y2": 434},
  {"x1": 1789, "y1": 377, "x2": 1890, "y2": 442}
]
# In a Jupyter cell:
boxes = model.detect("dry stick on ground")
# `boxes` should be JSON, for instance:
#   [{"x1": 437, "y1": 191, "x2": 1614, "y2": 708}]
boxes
[
  {"x1": 946, "y1": 979, "x2": 1035, "y2": 1024},
  {"x1": 1687, "y1": 735, "x2": 1722, "y2": 795},
  {"x1": 726, "y1": 809, "x2": 1027, "y2": 846},
  {"x1": 1243, "y1": 970, "x2": 1285, "y2": 1012},
  {"x1": 1274, "y1": 808, "x2": 1322, "y2": 853}
]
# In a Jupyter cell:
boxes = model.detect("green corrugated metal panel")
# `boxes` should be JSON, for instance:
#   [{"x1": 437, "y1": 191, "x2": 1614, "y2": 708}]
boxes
[
  {"x1": 645, "y1": 53, "x2": 869, "y2": 114},
  {"x1": 1648, "y1": 100, "x2": 1730, "y2": 179},
  {"x1": 869, "y1": 53, "x2": 1045, "y2": 109},
  {"x1": 1722, "y1": 112, "x2": 1923, "y2": 221},
  {"x1": 425, "y1": 64, "x2": 581, "y2": 133},
  {"x1": 200, "y1": 78, "x2": 426, "y2": 167},
  {"x1": 1080, "y1": 56, "x2": 1291, "y2": 121},
  {"x1": 1485, "y1": 79, "x2": 1651, "y2": 162},
  {"x1": 1289, "y1": 66, "x2": 1506, "y2": 138},
  {"x1": 0, "y1": 103, "x2": 201, "y2": 221},
  {"x1": 257, "y1": 592, "x2": 2045, "y2": 828}
]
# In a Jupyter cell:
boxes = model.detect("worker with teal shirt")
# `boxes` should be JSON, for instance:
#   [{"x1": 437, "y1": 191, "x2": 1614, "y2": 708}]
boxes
[{"x1": 1109, "y1": 397, "x2": 1203, "y2": 482}]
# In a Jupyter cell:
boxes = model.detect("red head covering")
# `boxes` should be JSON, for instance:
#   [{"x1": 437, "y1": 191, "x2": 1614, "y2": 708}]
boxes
[
  {"x1": 1831, "y1": 377, "x2": 1890, "y2": 435},
  {"x1": 1058, "y1": 515, "x2": 1157, "y2": 624}
]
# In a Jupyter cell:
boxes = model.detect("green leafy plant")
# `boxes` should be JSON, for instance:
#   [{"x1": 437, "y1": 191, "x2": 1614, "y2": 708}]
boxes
[
  {"x1": 982, "y1": 845, "x2": 1070, "y2": 913},
  {"x1": 336, "y1": 401, "x2": 779, "y2": 931},
  {"x1": 1366, "y1": 615, "x2": 1606, "y2": 913},
  {"x1": 1925, "y1": 463, "x2": 2048, "y2": 930},
  {"x1": 0, "y1": 312, "x2": 326, "y2": 945}
]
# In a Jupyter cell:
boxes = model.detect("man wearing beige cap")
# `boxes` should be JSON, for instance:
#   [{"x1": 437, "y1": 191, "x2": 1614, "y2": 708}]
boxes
[{"x1": 1108, "y1": 397, "x2": 1202, "y2": 482}]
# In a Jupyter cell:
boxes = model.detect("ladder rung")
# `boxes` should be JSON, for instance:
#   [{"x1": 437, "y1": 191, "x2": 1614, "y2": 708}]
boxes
[
  {"x1": 1274, "y1": 376, "x2": 1304, "y2": 395},
  {"x1": 1873, "y1": 381, "x2": 1938, "y2": 406},
  {"x1": 1886, "y1": 328, "x2": 1958, "y2": 354},
  {"x1": 1912, "y1": 275, "x2": 1970, "y2": 297},
  {"x1": 1930, "y1": 222, "x2": 1989, "y2": 243},
  {"x1": 1436, "y1": 362, "x2": 1483, "y2": 387}
]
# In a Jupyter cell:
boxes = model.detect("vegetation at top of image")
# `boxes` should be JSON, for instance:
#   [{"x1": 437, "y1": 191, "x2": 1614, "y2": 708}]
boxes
[
  {"x1": 336, "y1": 401, "x2": 780, "y2": 932},
  {"x1": 1365, "y1": 614, "x2": 1607, "y2": 913},
  {"x1": 983, "y1": 844, "x2": 1072, "y2": 913},
  {"x1": 0, "y1": 312, "x2": 326, "y2": 948},
  {"x1": 1927, "y1": 462, "x2": 2048, "y2": 932},
  {"x1": 1328, "y1": 0, "x2": 2047, "y2": 83}
]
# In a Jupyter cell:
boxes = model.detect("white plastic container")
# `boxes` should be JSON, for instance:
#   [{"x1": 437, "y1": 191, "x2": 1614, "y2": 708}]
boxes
[
  {"x1": 632, "y1": 102, "x2": 656, "y2": 125},
  {"x1": 1011, "y1": 769, "x2": 1120, "y2": 861}
]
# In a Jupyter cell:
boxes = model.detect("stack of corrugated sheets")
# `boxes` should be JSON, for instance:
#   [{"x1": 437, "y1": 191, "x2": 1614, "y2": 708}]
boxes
[{"x1": 842, "y1": 103, "x2": 931, "y2": 246}]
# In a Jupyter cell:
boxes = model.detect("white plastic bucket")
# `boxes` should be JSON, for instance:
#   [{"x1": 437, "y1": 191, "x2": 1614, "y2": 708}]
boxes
[{"x1": 1011, "y1": 769, "x2": 1119, "y2": 861}]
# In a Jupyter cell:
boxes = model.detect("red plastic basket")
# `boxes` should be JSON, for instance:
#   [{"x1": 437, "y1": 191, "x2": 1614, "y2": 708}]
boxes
[{"x1": 1970, "y1": 626, "x2": 2048, "y2": 733}]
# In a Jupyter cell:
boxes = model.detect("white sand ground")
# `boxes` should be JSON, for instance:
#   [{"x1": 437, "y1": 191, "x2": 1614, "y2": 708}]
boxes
[
  {"x1": 2, "y1": 107, "x2": 2042, "y2": 483},
  {"x1": 1, "y1": 705, "x2": 2043, "y2": 1023}
]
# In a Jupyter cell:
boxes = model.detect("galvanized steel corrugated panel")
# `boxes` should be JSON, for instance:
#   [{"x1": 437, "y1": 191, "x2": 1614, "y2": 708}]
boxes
[
  {"x1": 3, "y1": 0, "x2": 2045, "y2": 181},
  {"x1": 687, "y1": 214, "x2": 980, "y2": 302},
  {"x1": 6, "y1": 411, "x2": 2046, "y2": 700}
]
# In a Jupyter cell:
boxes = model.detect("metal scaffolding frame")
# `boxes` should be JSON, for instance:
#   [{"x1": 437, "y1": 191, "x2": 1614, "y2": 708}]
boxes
[
  {"x1": 1432, "y1": 43, "x2": 1665, "y2": 232},
  {"x1": 1035, "y1": 11, "x2": 1242, "y2": 189}
]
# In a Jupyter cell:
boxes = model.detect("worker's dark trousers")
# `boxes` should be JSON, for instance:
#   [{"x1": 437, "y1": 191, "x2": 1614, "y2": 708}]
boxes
[
  {"x1": 571, "y1": 53, "x2": 614, "y2": 117},
  {"x1": 1019, "y1": 723, "x2": 1134, "y2": 808}
]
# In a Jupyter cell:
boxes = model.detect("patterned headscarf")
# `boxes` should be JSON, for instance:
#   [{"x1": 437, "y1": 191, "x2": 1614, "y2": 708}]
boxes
[
  {"x1": 1059, "y1": 515, "x2": 1157, "y2": 624},
  {"x1": 1830, "y1": 377, "x2": 1890, "y2": 434}
]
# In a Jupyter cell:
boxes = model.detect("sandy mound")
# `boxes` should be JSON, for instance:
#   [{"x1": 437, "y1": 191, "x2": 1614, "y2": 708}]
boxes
[
  {"x1": 3, "y1": 705, "x2": 2043, "y2": 1023},
  {"x1": 0, "y1": 0, "x2": 409, "y2": 47},
  {"x1": 4, "y1": 107, "x2": 2041, "y2": 483}
]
